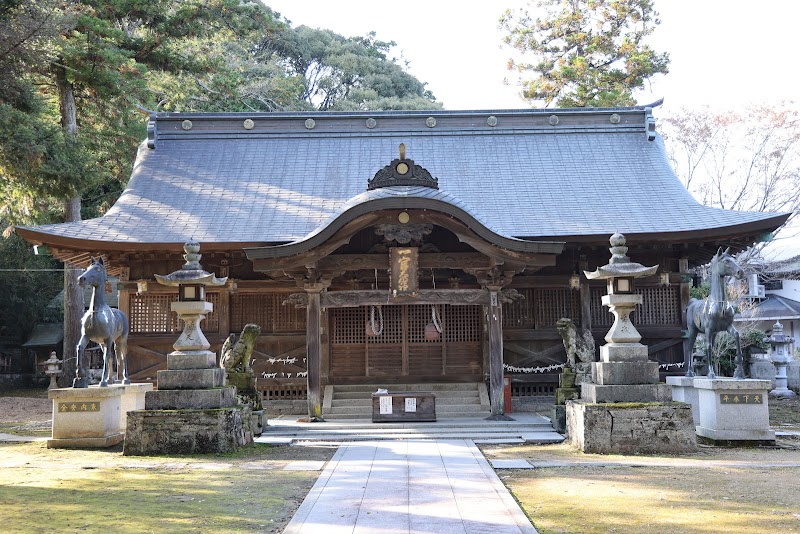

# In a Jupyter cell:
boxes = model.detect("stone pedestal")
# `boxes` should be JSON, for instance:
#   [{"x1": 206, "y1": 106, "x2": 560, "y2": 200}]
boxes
[
  {"x1": 567, "y1": 400, "x2": 697, "y2": 454},
  {"x1": 788, "y1": 360, "x2": 800, "y2": 391},
  {"x1": 694, "y1": 378, "x2": 775, "y2": 444},
  {"x1": 49, "y1": 386, "x2": 124, "y2": 448},
  {"x1": 124, "y1": 407, "x2": 251, "y2": 455},
  {"x1": 666, "y1": 376, "x2": 700, "y2": 424},
  {"x1": 118, "y1": 383, "x2": 153, "y2": 429},
  {"x1": 749, "y1": 358, "x2": 776, "y2": 386},
  {"x1": 125, "y1": 349, "x2": 250, "y2": 455}
]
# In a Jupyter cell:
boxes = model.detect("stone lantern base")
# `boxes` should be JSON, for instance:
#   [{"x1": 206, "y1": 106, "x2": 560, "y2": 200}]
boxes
[
  {"x1": 567, "y1": 400, "x2": 697, "y2": 454},
  {"x1": 123, "y1": 349, "x2": 252, "y2": 455}
]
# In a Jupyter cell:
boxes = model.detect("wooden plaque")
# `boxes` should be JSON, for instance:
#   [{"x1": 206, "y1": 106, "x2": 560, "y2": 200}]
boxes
[{"x1": 390, "y1": 247, "x2": 418, "y2": 296}]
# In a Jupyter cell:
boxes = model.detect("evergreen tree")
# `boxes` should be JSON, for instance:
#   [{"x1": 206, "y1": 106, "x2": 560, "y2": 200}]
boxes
[{"x1": 501, "y1": 0, "x2": 669, "y2": 107}]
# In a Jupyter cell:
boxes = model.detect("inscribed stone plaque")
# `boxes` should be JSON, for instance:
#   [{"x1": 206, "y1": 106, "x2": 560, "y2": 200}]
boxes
[
  {"x1": 405, "y1": 397, "x2": 417, "y2": 412},
  {"x1": 390, "y1": 247, "x2": 418, "y2": 296},
  {"x1": 720, "y1": 393, "x2": 763, "y2": 404},
  {"x1": 379, "y1": 396, "x2": 392, "y2": 414},
  {"x1": 58, "y1": 402, "x2": 101, "y2": 413}
]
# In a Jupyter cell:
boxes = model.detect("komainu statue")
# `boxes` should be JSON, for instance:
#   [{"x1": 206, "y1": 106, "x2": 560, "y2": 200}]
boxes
[
  {"x1": 556, "y1": 318, "x2": 596, "y2": 384},
  {"x1": 220, "y1": 323, "x2": 261, "y2": 372},
  {"x1": 220, "y1": 324, "x2": 263, "y2": 426}
]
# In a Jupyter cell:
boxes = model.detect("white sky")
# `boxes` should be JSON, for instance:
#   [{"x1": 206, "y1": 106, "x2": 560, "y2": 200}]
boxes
[
  {"x1": 265, "y1": 0, "x2": 800, "y2": 112},
  {"x1": 265, "y1": 1, "x2": 800, "y2": 259}
]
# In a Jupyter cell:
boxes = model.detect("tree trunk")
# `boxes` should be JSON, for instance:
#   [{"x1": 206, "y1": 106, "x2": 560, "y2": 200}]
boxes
[{"x1": 55, "y1": 64, "x2": 84, "y2": 387}]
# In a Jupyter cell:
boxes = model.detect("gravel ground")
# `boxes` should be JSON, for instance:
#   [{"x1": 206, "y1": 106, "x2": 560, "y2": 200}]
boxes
[{"x1": 0, "y1": 396, "x2": 51, "y2": 423}]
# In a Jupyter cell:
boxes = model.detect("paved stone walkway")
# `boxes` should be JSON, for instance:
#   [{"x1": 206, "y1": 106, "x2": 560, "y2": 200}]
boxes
[{"x1": 284, "y1": 439, "x2": 537, "y2": 534}]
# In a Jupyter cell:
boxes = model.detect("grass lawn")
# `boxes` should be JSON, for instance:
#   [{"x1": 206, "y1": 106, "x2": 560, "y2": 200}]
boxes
[
  {"x1": 0, "y1": 441, "x2": 335, "y2": 534},
  {"x1": 484, "y1": 395, "x2": 800, "y2": 534}
]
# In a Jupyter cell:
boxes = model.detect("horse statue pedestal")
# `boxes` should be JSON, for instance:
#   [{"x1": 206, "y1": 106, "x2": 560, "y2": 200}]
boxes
[
  {"x1": 47, "y1": 383, "x2": 152, "y2": 448},
  {"x1": 693, "y1": 378, "x2": 775, "y2": 444}
]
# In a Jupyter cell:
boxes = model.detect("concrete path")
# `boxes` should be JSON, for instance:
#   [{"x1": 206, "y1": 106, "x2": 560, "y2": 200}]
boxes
[{"x1": 284, "y1": 439, "x2": 537, "y2": 534}]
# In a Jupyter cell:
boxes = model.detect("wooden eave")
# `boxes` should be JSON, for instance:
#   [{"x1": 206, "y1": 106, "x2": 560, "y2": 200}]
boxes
[{"x1": 244, "y1": 208, "x2": 565, "y2": 274}]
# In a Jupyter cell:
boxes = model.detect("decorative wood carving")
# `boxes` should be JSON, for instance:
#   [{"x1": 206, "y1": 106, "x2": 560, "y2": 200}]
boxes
[
  {"x1": 375, "y1": 223, "x2": 432, "y2": 244},
  {"x1": 367, "y1": 149, "x2": 438, "y2": 190}
]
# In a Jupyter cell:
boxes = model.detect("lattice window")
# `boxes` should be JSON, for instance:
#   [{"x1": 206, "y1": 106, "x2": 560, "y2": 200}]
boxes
[
  {"x1": 129, "y1": 292, "x2": 219, "y2": 334},
  {"x1": 590, "y1": 288, "x2": 613, "y2": 328},
  {"x1": 0, "y1": 353, "x2": 12, "y2": 373},
  {"x1": 636, "y1": 286, "x2": 681, "y2": 325},
  {"x1": 591, "y1": 286, "x2": 681, "y2": 327},
  {"x1": 332, "y1": 307, "x2": 366, "y2": 344},
  {"x1": 535, "y1": 288, "x2": 581, "y2": 329},
  {"x1": 503, "y1": 288, "x2": 535, "y2": 329},
  {"x1": 408, "y1": 305, "x2": 442, "y2": 344},
  {"x1": 444, "y1": 305, "x2": 481, "y2": 342},
  {"x1": 230, "y1": 293, "x2": 305, "y2": 333},
  {"x1": 367, "y1": 305, "x2": 403, "y2": 345}
]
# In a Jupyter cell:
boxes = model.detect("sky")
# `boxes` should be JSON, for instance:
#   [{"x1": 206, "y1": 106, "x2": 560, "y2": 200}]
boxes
[
  {"x1": 265, "y1": 1, "x2": 800, "y2": 113},
  {"x1": 265, "y1": 0, "x2": 800, "y2": 258}
]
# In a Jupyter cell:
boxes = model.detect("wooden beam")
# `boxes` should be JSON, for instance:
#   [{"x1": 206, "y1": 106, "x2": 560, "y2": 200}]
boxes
[{"x1": 285, "y1": 289, "x2": 506, "y2": 308}]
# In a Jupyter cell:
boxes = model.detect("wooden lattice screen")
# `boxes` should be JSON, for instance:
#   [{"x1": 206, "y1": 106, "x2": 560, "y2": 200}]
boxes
[
  {"x1": 330, "y1": 304, "x2": 482, "y2": 378},
  {"x1": 535, "y1": 288, "x2": 581, "y2": 328},
  {"x1": 129, "y1": 292, "x2": 220, "y2": 334},
  {"x1": 503, "y1": 288, "x2": 581, "y2": 329},
  {"x1": 230, "y1": 293, "x2": 306, "y2": 333},
  {"x1": 503, "y1": 288, "x2": 535, "y2": 329},
  {"x1": 590, "y1": 286, "x2": 681, "y2": 327}
]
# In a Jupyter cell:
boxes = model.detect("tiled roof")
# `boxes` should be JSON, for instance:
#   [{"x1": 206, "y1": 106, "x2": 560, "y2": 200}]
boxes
[
  {"x1": 18, "y1": 107, "x2": 789, "y2": 248},
  {"x1": 737, "y1": 295, "x2": 800, "y2": 321}
]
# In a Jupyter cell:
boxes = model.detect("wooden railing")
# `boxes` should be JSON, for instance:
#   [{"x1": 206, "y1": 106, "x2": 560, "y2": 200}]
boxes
[{"x1": 257, "y1": 378, "x2": 307, "y2": 400}]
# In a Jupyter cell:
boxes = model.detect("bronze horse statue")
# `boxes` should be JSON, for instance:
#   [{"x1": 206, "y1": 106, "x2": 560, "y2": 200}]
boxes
[
  {"x1": 74, "y1": 257, "x2": 130, "y2": 388},
  {"x1": 686, "y1": 248, "x2": 746, "y2": 379}
]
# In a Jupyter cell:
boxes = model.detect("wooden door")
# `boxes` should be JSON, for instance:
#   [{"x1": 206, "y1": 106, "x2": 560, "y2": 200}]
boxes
[{"x1": 329, "y1": 304, "x2": 482, "y2": 382}]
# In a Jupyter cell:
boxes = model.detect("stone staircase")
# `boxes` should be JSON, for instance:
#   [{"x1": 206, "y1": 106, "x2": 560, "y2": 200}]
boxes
[
  {"x1": 257, "y1": 413, "x2": 563, "y2": 444},
  {"x1": 322, "y1": 382, "x2": 490, "y2": 420}
]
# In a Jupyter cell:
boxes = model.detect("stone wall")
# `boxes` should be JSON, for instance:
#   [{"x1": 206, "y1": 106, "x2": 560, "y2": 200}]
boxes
[
  {"x1": 567, "y1": 401, "x2": 697, "y2": 454},
  {"x1": 124, "y1": 407, "x2": 252, "y2": 455}
]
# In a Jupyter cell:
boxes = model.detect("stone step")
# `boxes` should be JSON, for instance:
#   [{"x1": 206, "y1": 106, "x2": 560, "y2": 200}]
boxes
[
  {"x1": 257, "y1": 414, "x2": 562, "y2": 443},
  {"x1": 323, "y1": 412, "x2": 491, "y2": 420},
  {"x1": 332, "y1": 383, "x2": 480, "y2": 393},
  {"x1": 327, "y1": 402, "x2": 488, "y2": 414},
  {"x1": 333, "y1": 390, "x2": 480, "y2": 400},
  {"x1": 257, "y1": 431, "x2": 564, "y2": 443},
  {"x1": 330, "y1": 396, "x2": 482, "y2": 407}
]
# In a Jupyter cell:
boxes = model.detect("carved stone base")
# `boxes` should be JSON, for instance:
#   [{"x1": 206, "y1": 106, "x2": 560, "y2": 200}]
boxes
[
  {"x1": 567, "y1": 400, "x2": 697, "y2": 454},
  {"x1": 124, "y1": 407, "x2": 252, "y2": 455}
]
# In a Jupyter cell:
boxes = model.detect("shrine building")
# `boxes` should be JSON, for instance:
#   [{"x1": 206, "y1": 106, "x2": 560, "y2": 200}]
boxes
[{"x1": 17, "y1": 106, "x2": 789, "y2": 418}]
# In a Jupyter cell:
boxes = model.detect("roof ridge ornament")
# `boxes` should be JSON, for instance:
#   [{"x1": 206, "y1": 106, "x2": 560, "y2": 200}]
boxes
[{"x1": 367, "y1": 143, "x2": 439, "y2": 191}]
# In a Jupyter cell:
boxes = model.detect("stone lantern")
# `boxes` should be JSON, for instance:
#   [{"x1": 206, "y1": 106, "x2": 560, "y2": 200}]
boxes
[
  {"x1": 584, "y1": 233, "x2": 658, "y2": 365},
  {"x1": 568, "y1": 234, "x2": 696, "y2": 454},
  {"x1": 767, "y1": 321, "x2": 796, "y2": 398},
  {"x1": 43, "y1": 351, "x2": 62, "y2": 389},
  {"x1": 154, "y1": 240, "x2": 227, "y2": 362},
  {"x1": 124, "y1": 240, "x2": 252, "y2": 455}
]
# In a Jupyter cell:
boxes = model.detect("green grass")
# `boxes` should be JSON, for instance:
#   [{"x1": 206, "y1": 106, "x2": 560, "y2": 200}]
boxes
[
  {"x1": 0, "y1": 441, "x2": 332, "y2": 534},
  {"x1": 502, "y1": 466, "x2": 800, "y2": 534}
]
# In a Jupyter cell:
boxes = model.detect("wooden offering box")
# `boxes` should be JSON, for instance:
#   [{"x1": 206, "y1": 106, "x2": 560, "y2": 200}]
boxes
[{"x1": 372, "y1": 392, "x2": 436, "y2": 422}]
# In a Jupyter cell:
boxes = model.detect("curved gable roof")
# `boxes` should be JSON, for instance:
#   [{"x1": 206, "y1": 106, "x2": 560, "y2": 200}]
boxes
[{"x1": 17, "y1": 107, "x2": 789, "y2": 252}]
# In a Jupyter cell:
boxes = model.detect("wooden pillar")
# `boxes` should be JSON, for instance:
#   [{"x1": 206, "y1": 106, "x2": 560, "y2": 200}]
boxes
[
  {"x1": 579, "y1": 255, "x2": 592, "y2": 335},
  {"x1": 305, "y1": 286, "x2": 323, "y2": 421},
  {"x1": 487, "y1": 287, "x2": 505, "y2": 417},
  {"x1": 218, "y1": 285, "x2": 231, "y2": 338},
  {"x1": 679, "y1": 257, "x2": 692, "y2": 376}
]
